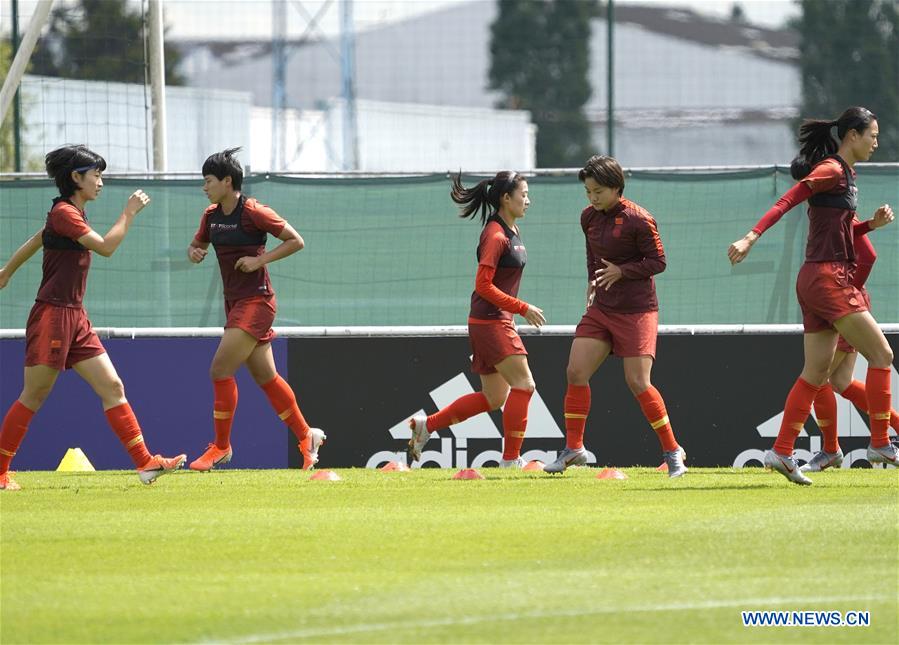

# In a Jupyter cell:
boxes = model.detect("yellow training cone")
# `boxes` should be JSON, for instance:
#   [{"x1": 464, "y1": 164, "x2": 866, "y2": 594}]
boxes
[{"x1": 56, "y1": 448, "x2": 95, "y2": 472}]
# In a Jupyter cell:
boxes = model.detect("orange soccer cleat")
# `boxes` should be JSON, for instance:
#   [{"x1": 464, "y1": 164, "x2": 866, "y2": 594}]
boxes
[
  {"x1": 138, "y1": 453, "x2": 187, "y2": 485},
  {"x1": 299, "y1": 428, "x2": 326, "y2": 470},
  {"x1": 189, "y1": 444, "x2": 232, "y2": 472},
  {"x1": 0, "y1": 471, "x2": 21, "y2": 491}
]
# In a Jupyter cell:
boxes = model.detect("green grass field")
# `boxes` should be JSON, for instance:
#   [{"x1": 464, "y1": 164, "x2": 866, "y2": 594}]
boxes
[{"x1": 1, "y1": 467, "x2": 897, "y2": 644}]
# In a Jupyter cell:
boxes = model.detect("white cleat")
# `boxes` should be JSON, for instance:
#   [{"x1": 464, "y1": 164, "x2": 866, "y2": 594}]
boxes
[
  {"x1": 300, "y1": 428, "x2": 326, "y2": 470},
  {"x1": 406, "y1": 414, "x2": 430, "y2": 463},
  {"x1": 764, "y1": 450, "x2": 812, "y2": 485},
  {"x1": 499, "y1": 456, "x2": 526, "y2": 469},
  {"x1": 543, "y1": 447, "x2": 588, "y2": 474}
]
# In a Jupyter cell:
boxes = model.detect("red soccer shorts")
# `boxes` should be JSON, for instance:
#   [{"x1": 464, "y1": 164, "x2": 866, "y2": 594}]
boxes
[
  {"x1": 575, "y1": 307, "x2": 658, "y2": 358},
  {"x1": 225, "y1": 295, "x2": 277, "y2": 344},
  {"x1": 25, "y1": 302, "x2": 106, "y2": 370},
  {"x1": 467, "y1": 319, "x2": 527, "y2": 374},
  {"x1": 796, "y1": 262, "x2": 868, "y2": 334}
]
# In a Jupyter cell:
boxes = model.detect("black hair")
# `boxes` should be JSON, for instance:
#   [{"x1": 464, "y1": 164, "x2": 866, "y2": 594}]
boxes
[
  {"x1": 578, "y1": 155, "x2": 625, "y2": 195},
  {"x1": 202, "y1": 147, "x2": 244, "y2": 190},
  {"x1": 790, "y1": 106, "x2": 877, "y2": 180},
  {"x1": 44, "y1": 145, "x2": 107, "y2": 198},
  {"x1": 450, "y1": 170, "x2": 526, "y2": 225}
]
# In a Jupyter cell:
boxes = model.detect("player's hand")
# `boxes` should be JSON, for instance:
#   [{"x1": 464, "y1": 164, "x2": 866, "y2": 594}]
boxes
[
  {"x1": 728, "y1": 231, "x2": 758, "y2": 265},
  {"x1": 0, "y1": 267, "x2": 9, "y2": 290},
  {"x1": 188, "y1": 246, "x2": 207, "y2": 263},
  {"x1": 124, "y1": 190, "x2": 150, "y2": 217},
  {"x1": 871, "y1": 204, "x2": 894, "y2": 229},
  {"x1": 594, "y1": 259, "x2": 623, "y2": 290},
  {"x1": 235, "y1": 256, "x2": 264, "y2": 273},
  {"x1": 523, "y1": 304, "x2": 546, "y2": 327}
]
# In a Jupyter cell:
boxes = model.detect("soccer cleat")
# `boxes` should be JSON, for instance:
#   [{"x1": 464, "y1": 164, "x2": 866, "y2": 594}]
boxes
[
  {"x1": 764, "y1": 450, "x2": 812, "y2": 485},
  {"x1": 866, "y1": 442, "x2": 899, "y2": 466},
  {"x1": 406, "y1": 414, "x2": 430, "y2": 463},
  {"x1": 543, "y1": 447, "x2": 588, "y2": 474},
  {"x1": 0, "y1": 472, "x2": 21, "y2": 491},
  {"x1": 300, "y1": 428, "x2": 326, "y2": 470},
  {"x1": 189, "y1": 443, "x2": 233, "y2": 472},
  {"x1": 499, "y1": 456, "x2": 526, "y2": 469},
  {"x1": 800, "y1": 448, "x2": 844, "y2": 472},
  {"x1": 662, "y1": 446, "x2": 688, "y2": 478},
  {"x1": 138, "y1": 454, "x2": 186, "y2": 485}
]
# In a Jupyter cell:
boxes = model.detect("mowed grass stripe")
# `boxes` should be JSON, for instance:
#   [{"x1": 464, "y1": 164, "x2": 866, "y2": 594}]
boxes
[{"x1": 1, "y1": 468, "x2": 896, "y2": 644}]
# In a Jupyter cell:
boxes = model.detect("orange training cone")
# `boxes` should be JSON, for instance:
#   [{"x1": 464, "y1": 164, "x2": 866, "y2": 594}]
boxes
[
  {"x1": 309, "y1": 470, "x2": 341, "y2": 481},
  {"x1": 596, "y1": 467, "x2": 628, "y2": 480},
  {"x1": 523, "y1": 460, "x2": 545, "y2": 471},
  {"x1": 379, "y1": 461, "x2": 411, "y2": 472},
  {"x1": 656, "y1": 461, "x2": 668, "y2": 472},
  {"x1": 452, "y1": 468, "x2": 484, "y2": 480}
]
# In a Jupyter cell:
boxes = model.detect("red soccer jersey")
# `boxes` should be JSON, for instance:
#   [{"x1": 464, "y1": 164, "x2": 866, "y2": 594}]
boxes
[
  {"x1": 35, "y1": 199, "x2": 93, "y2": 308},
  {"x1": 581, "y1": 198, "x2": 666, "y2": 314},
  {"x1": 469, "y1": 216, "x2": 527, "y2": 321},
  {"x1": 194, "y1": 196, "x2": 286, "y2": 301},
  {"x1": 802, "y1": 157, "x2": 857, "y2": 264}
]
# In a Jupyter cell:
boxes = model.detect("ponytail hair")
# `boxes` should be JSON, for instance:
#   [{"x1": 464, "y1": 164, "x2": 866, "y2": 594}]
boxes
[
  {"x1": 450, "y1": 170, "x2": 525, "y2": 225},
  {"x1": 45, "y1": 145, "x2": 107, "y2": 198},
  {"x1": 791, "y1": 106, "x2": 877, "y2": 180}
]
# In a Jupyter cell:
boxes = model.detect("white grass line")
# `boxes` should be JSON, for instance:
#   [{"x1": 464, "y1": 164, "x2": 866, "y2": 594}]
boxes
[{"x1": 198, "y1": 594, "x2": 891, "y2": 644}]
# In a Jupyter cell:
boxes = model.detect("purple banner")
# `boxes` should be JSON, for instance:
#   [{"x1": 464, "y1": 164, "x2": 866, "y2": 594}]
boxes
[{"x1": 0, "y1": 338, "x2": 291, "y2": 470}]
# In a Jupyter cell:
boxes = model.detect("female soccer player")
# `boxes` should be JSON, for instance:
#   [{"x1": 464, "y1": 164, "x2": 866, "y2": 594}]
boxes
[
  {"x1": 406, "y1": 171, "x2": 545, "y2": 468},
  {"x1": 544, "y1": 155, "x2": 686, "y2": 477},
  {"x1": 0, "y1": 145, "x2": 186, "y2": 490},
  {"x1": 729, "y1": 151, "x2": 897, "y2": 473},
  {"x1": 730, "y1": 107, "x2": 895, "y2": 484},
  {"x1": 187, "y1": 148, "x2": 324, "y2": 472}
]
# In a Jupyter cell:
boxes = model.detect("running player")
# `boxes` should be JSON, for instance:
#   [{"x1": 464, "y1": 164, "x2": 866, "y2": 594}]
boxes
[
  {"x1": 544, "y1": 155, "x2": 686, "y2": 477},
  {"x1": 731, "y1": 107, "x2": 896, "y2": 484},
  {"x1": 729, "y1": 155, "x2": 896, "y2": 472},
  {"x1": 0, "y1": 145, "x2": 186, "y2": 490},
  {"x1": 407, "y1": 171, "x2": 546, "y2": 468},
  {"x1": 187, "y1": 148, "x2": 325, "y2": 472}
]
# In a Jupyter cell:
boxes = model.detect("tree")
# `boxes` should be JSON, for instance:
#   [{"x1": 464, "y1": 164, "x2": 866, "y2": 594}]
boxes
[
  {"x1": 490, "y1": 0, "x2": 599, "y2": 167},
  {"x1": 793, "y1": 0, "x2": 899, "y2": 160},
  {"x1": 30, "y1": 0, "x2": 184, "y2": 85}
]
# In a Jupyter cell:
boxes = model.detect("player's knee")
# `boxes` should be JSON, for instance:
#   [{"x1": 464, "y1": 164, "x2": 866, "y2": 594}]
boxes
[
  {"x1": 104, "y1": 377, "x2": 126, "y2": 403},
  {"x1": 566, "y1": 365, "x2": 589, "y2": 385},
  {"x1": 209, "y1": 363, "x2": 232, "y2": 381},
  {"x1": 828, "y1": 373, "x2": 850, "y2": 394},
  {"x1": 866, "y1": 345, "x2": 894, "y2": 368},
  {"x1": 625, "y1": 375, "x2": 651, "y2": 396},
  {"x1": 513, "y1": 378, "x2": 536, "y2": 393},
  {"x1": 484, "y1": 389, "x2": 509, "y2": 410},
  {"x1": 21, "y1": 385, "x2": 52, "y2": 410}
]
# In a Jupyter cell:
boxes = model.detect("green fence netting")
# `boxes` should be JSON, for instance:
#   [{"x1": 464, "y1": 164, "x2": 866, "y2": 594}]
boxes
[{"x1": 2, "y1": 167, "x2": 897, "y2": 328}]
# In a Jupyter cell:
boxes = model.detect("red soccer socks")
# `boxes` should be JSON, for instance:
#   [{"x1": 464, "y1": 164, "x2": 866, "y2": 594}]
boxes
[
  {"x1": 105, "y1": 402, "x2": 153, "y2": 468},
  {"x1": 865, "y1": 367, "x2": 892, "y2": 448},
  {"x1": 502, "y1": 388, "x2": 532, "y2": 460},
  {"x1": 0, "y1": 401, "x2": 35, "y2": 475},
  {"x1": 563, "y1": 384, "x2": 590, "y2": 450},
  {"x1": 813, "y1": 384, "x2": 840, "y2": 453},
  {"x1": 773, "y1": 377, "x2": 820, "y2": 456},
  {"x1": 260, "y1": 374, "x2": 310, "y2": 442},
  {"x1": 212, "y1": 377, "x2": 238, "y2": 449},
  {"x1": 426, "y1": 392, "x2": 491, "y2": 432},
  {"x1": 636, "y1": 386, "x2": 678, "y2": 453}
]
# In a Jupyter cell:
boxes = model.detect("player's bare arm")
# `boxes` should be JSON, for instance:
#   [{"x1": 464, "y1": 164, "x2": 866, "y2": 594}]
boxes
[
  {"x1": 77, "y1": 190, "x2": 151, "y2": 257},
  {"x1": 234, "y1": 222, "x2": 304, "y2": 273},
  {"x1": 0, "y1": 227, "x2": 45, "y2": 289}
]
